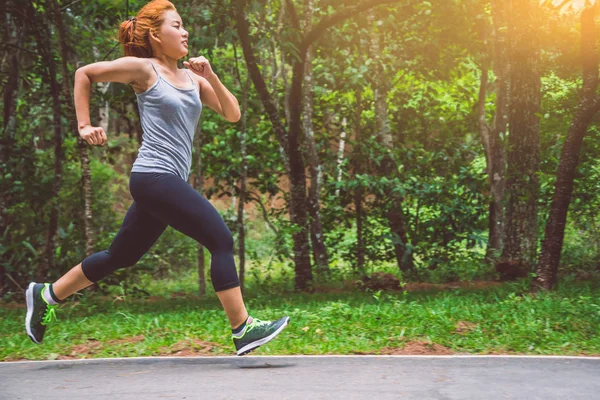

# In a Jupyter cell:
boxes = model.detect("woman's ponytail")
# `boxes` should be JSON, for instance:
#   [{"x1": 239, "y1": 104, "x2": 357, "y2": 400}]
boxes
[{"x1": 117, "y1": 0, "x2": 176, "y2": 58}]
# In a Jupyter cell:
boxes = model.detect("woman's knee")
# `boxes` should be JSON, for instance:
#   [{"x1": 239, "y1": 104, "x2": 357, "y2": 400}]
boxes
[
  {"x1": 208, "y1": 229, "x2": 234, "y2": 254},
  {"x1": 81, "y1": 250, "x2": 142, "y2": 281}
]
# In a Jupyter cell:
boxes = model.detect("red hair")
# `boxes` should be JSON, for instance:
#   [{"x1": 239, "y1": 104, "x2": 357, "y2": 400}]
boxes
[{"x1": 118, "y1": 0, "x2": 177, "y2": 58}]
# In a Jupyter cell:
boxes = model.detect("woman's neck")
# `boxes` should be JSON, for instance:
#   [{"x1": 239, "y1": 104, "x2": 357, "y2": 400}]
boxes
[{"x1": 152, "y1": 55, "x2": 179, "y2": 72}]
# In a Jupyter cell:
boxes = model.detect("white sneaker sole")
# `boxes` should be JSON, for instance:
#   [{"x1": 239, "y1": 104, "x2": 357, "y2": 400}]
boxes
[
  {"x1": 25, "y1": 282, "x2": 41, "y2": 344},
  {"x1": 236, "y1": 316, "x2": 290, "y2": 356}
]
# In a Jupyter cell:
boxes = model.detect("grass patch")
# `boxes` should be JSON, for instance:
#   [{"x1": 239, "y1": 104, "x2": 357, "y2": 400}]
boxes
[{"x1": 1, "y1": 278, "x2": 599, "y2": 361}]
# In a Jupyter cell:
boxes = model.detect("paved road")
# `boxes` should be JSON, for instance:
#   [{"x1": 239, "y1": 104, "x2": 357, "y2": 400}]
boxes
[{"x1": 1, "y1": 356, "x2": 599, "y2": 400}]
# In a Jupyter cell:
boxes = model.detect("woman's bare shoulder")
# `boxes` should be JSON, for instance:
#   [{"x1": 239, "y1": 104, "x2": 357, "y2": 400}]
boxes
[{"x1": 78, "y1": 56, "x2": 153, "y2": 88}]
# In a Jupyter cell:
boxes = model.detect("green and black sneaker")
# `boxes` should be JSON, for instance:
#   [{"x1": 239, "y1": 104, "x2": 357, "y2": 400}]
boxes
[
  {"x1": 233, "y1": 316, "x2": 290, "y2": 356},
  {"x1": 25, "y1": 282, "x2": 58, "y2": 344}
]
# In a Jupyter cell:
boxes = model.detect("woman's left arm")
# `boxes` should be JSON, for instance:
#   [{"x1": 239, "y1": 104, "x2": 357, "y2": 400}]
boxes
[
  {"x1": 184, "y1": 56, "x2": 241, "y2": 123},
  {"x1": 201, "y1": 75, "x2": 241, "y2": 123}
]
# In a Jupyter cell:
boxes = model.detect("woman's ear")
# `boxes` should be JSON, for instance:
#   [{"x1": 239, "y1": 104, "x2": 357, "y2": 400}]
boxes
[{"x1": 149, "y1": 29, "x2": 160, "y2": 42}]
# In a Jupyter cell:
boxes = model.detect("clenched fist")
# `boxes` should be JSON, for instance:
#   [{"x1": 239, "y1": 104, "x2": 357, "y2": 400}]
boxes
[
  {"x1": 79, "y1": 125, "x2": 107, "y2": 146},
  {"x1": 183, "y1": 56, "x2": 215, "y2": 80}
]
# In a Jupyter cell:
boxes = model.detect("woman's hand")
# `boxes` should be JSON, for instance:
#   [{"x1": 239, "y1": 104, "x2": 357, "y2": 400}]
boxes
[
  {"x1": 184, "y1": 56, "x2": 215, "y2": 80},
  {"x1": 79, "y1": 125, "x2": 107, "y2": 146}
]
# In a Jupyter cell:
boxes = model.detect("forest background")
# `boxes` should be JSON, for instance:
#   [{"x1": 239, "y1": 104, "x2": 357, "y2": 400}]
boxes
[{"x1": 1, "y1": 0, "x2": 599, "y2": 359}]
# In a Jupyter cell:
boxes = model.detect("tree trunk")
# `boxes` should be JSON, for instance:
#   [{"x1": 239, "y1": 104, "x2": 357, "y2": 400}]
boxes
[
  {"x1": 335, "y1": 118, "x2": 347, "y2": 197},
  {"x1": 233, "y1": 3, "x2": 290, "y2": 170},
  {"x1": 367, "y1": 10, "x2": 413, "y2": 273},
  {"x1": 488, "y1": 0, "x2": 510, "y2": 263},
  {"x1": 303, "y1": 0, "x2": 329, "y2": 277},
  {"x1": 31, "y1": 0, "x2": 64, "y2": 281},
  {"x1": 49, "y1": 0, "x2": 95, "y2": 259},
  {"x1": 386, "y1": 196, "x2": 413, "y2": 273},
  {"x1": 353, "y1": 89, "x2": 366, "y2": 277},
  {"x1": 478, "y1": 0, "x2": 509, "y2": 264},
  {"x1": 280, "y1": 0, "x2": 292, "y2": 124},
  {"x1": 92, "y1": 46, "x2": 110, "y2": 168},
  {"x1": 496, "y1": 0, "x2": 541, "y2": 281},
  {"x1": 79, "y1": 140, "x2": 94, "y2": 257},
  {"x1": 534, "y1": 6, "x2": 600, "y2": 292},
  {"x1": 234, "y1": 1, "x2": 312, "y2": 290},
  {"x1": 0, "y1": 3, "x2": 25, "y2": 294},
  {"x1": 288, "y1": 58, "x2": 313, "y2": 290},
  {"x1": 237, "y1": 79, "x2": 250, "y2": 293}
]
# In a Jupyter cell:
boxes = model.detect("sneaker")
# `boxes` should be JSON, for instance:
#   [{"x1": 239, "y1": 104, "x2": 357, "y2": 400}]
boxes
[
  {"x1": 25, "y1": 282, "x2": 58, "y2": 344},
  {"x1": 233, "y1": 316, "x2": 290, "y2": 356}
]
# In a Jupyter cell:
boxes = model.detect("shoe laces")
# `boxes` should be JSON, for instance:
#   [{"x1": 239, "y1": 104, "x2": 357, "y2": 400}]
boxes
[
  {"x1": 248, "y1": 318, "x2": 270, "y2": 332},
  {"x1": 41, "y1": 304, "x2": 58, "y2": 326}
]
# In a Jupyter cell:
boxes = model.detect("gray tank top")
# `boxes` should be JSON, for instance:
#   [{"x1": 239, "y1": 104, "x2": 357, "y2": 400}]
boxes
[{"x1": 131, "y1": 59, "x2": 202, "y2": 180}]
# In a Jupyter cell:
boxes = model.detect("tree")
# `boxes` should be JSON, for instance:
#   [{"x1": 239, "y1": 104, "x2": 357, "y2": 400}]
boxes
[
  {"x1": 302, "y1": 0, "x2": 330, "y2": 277},
  {"x1": 235, "y1": 0, "x2": 411, "y2": 289},
  {"x1": 535, "y1": 1, "x2": 600, "y2": 290},
  {"x1": 237, "y1": 78, "x2": 251, "y2": 292},
  {"x1": 367, "y1": 9, "x2": 413, "y2": 273},
  {"x1": 30, "y1": 0, "x2": 65, "y2": 281},
  {"x1": 352, "y1": 88, "x2": 367, "y2": 277},
  {"x1": 49, "y1": 0, "x2": 95, "y2": 260},
  {"x1": 478, "y1": 0, "x2": 509, "y2": 265},
  {"x1": 496, "y1": 0, "x2": 542, "y2": 280},
  {"x1": 0, "y1": 1, "x2": 27, "y2": 294}
]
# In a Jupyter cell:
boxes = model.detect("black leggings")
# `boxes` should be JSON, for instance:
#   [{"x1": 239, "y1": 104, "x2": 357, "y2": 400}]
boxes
[{"x1": 81, "y1": 172, "x2": 240, "y2": 292}]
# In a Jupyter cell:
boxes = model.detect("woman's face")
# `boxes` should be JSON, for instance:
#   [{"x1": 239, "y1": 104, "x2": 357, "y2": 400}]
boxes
[{"x1": 155, "y1": 10, "x2": 189, "y2": 59}]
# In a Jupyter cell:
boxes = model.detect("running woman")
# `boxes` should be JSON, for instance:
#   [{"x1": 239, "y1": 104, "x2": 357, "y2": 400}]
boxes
[{"x1": 25, "y1": 0, "x2": 289, "y2": 356}]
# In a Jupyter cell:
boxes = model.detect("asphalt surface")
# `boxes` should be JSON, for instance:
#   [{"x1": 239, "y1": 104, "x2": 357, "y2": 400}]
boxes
[{"x1": 1, "y1": 355, "x2": 599, "y2": 400}]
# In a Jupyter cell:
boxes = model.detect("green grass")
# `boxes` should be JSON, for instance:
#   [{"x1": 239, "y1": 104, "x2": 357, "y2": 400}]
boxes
[{"x1": 1, "y1": 278, "x2": 599, "y2": 361}]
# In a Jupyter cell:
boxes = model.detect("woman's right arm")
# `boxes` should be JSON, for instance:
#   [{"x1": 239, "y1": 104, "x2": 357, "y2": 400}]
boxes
[{"x1": 74, "y1": 57, "x2": 150, "y2": 146}]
